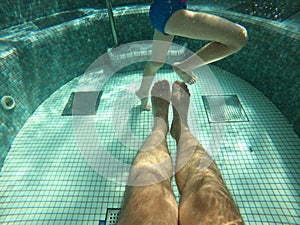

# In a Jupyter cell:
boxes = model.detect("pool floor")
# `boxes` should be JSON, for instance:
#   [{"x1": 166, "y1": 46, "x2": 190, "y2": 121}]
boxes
[{"x1": 1, "y1": 66, "x2": 299, "y2": 224}]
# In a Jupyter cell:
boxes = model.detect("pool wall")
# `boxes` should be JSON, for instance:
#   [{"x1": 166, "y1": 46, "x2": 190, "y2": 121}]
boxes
[
  {"x1": 0, "y1": 5, "x2": 299, "y2": 169},
  {"x1": 0, "y1": 7, "x2": 153, "y2": 168},
  {"x1": 201, "y1": 7, "x2": 300, "y2": 135},
  {"x1": 1, "y1": 0, "x2": 299, "y2": 30},
  {"x1": 0, "y1": 0, "x2": 150, "y2": 30}
]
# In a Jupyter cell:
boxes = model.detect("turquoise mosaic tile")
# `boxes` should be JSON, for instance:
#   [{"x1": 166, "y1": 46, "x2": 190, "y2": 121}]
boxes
[
  {"x1": 0, "y1": 4, "x2": 299, "y2": 224},
  {"x1": 1, "y1": 67, "x2": 299, "y2": 224},
  {"x1": 229, "y1": 0, "x2": 300, "y2": 21},
  {"x1": 1, "y1": 4, "x2": 299, "y2": 172}
]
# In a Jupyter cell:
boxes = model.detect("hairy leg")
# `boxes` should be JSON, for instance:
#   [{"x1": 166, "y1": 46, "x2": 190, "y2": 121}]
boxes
[
  {"x1": 136, "y1": 29, "x2": 174, "y2": 110},
  {"x1": 165, "y1": 10, "x2": 248, "y2": 73},
  {"x1": 170, "y1": 81, "x2": 244, "y2": 225},
  {"x1": 118, "y1": 80, "x2": 178, "y2": 225}
]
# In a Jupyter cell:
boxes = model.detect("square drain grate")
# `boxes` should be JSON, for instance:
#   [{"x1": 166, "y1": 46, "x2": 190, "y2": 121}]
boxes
[
  {"x1": 202, "y1": 95, "x2": 249, "y2": 123},
  {"x1": 104, "y1": 208, "x2": 120, "y2": 225},
  {"x1": 62, "y1": 91, "x2": 102, "y2": 116}
]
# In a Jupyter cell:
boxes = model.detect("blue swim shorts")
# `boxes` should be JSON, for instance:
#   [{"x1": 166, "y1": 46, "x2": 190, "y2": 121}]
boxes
[{"x1": 150, "y1": 0, "x2": 187, "y2": 35}]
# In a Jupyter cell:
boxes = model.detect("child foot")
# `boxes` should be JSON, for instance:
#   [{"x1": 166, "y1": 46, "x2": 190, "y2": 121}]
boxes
[
  {"x1": 173, "y1": 62, "x2": 197, "y2": 85},
  {"x1": 151, "y1": 80, "x2": 171, "y2": 127},
  {"x1": 170, "y1": 81, "x2": 190, "y2": 141},
  {"x1": 135, "y1": 90, "x2": 151, "y2": 111}
]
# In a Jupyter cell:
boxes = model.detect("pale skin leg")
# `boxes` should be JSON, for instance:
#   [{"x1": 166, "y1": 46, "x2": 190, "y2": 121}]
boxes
[
  {"x1": 136, "y1": 30, "x2": 174, "y2": 111},
  {"x1": 137, "y1": 9, "x2": 248, "y2": 110},
  {"x1": 118, "y1": 80, "x2": 178, "y2": 225},
  {"x1": 170, "y1": 81, "x2": 244, "y2": 225},
  {"x1": 165, "y1": 10, "x2": 248, "y2": 75}
]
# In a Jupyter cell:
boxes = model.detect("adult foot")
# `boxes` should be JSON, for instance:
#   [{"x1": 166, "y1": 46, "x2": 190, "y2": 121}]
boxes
[
  {"x1": 173, "y1": 62, "x2": 197, "y2": 85},
  {"x1": 170, "y1": 81, "x2": 190, "y2": 142},
  {"x1": 151, "y1": 80, "x2": 171, "y2": 129},
  {"x1": 135, "y1": 89, "x2": 151, "y2": 111}
]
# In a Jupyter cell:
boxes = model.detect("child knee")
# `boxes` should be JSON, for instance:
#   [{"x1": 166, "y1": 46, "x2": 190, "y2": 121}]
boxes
[
  {"x1": 239, "y1": 24, "x2": 248, "y2": 45},
  {"x1": 233, "y1": 24, "x2": 248, "y2": 51}
]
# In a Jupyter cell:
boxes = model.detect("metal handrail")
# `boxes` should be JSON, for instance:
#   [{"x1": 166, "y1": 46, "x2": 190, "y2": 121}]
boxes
[{"x1": 105, "y1": 0, "x2": 118, "y2": 47}]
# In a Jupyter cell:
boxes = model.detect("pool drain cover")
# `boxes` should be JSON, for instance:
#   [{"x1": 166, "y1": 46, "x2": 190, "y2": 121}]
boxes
[
  {"x1": 202, "y1": 95, "x2": 249, "y2": 123},
  {"x1": 105, "y1": 208, "x2": 120, "y2": 225},
  {"x1": 62, "y1": 91, "x2": 102, "y2": 116}
]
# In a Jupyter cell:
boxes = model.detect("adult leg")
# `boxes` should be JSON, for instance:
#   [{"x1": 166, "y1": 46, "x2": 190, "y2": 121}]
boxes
[
  {"x1": 165, "y1": 10, "x2": 248, "y2": 80},
  {"x1": 118, "y1": 80, "x2": 178, "y2": 225},
  {"x1": 136, "y1": 29, "x2": 174, "y2": 111},
  {"x1": 170, "y1": 81, "x2": 244, "y2": 225}
]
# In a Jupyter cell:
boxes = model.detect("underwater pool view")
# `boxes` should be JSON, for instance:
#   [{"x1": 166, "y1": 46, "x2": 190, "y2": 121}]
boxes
[
  {"x1": 1, "y1": 0, "x2": 299, "y2": 224},
  {"x1": 1, "y1": 66, "x2": 299, "y2": 224}
]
